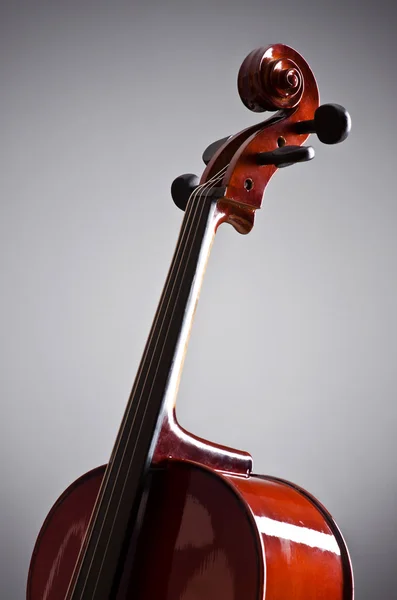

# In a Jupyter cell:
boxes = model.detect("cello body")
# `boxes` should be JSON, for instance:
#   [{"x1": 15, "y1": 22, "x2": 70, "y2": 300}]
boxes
[
  {"x1": 27, "y1": 44, "x2": 354, "y2": 599},
  {"x1": 28, "y1": 460, "x2": 353, "y2": 599}
]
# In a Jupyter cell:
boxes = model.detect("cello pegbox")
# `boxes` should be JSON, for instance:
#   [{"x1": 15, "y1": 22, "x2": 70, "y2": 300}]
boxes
[{"x1": 200, "y1": 44, "x2": 320, "y2": 227}]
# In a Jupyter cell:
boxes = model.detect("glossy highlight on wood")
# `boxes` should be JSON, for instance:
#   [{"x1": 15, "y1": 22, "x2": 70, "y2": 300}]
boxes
[
  {"x1": 202, "y1": 44, "x2": 320, "y2": 233},
  {"x1": 238, "y1": 46, "x2": 304, "y2": 112},
  {"x1": 27, "y1": 42, "x2": 353, "y2": 599},
  {"x1": 27, "y1": 467, "x2": 104, "y2": 600},
  {"x1": 28, "y1": 461, "x2": 353, "y2": 599}
]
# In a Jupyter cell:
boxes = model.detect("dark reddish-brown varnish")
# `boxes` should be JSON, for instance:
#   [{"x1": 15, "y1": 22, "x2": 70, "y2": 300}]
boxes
[
  {"x1": 27, "y1": 44, "x2": 353, "y2": 600},
  {"x1": 27, "y1": 460, "x2": 352, "y2": 599},
  {"x1": 201, "y1": 44, "x2": 320, "y2": 234},
  {"x1": 27, "y1": 466, "x2": 103, "y2": 600}
]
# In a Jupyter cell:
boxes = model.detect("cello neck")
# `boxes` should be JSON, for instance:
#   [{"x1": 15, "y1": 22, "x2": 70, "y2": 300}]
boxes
[{"x1": 66, "y1": 175, "x2": 225, "y2": 599}]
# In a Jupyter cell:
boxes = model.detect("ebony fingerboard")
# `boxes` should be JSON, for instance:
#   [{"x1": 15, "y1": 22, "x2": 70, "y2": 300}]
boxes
[{"x1": 67, "y1": 190, "x2": 219, "y2": 600}]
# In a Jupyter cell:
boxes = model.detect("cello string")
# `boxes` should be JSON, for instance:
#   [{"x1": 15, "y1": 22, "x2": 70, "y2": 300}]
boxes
[
  {"x1": 107, "y1": 168, "x2": 227, "y2": 458},
  {"x1": 108, "y1": 167, "x2": 227, "y2": 446},
  {"x1": 105, "y1": 169, "x2": 227, "y2": 465},
  {"x1": 70, "y1": 172, "x2": 222, "y2": 599},
  {"x1": 96, "y1": 168, "x2": 226, "y2": 500},
  {"x1": 67, "y1": 170, "x2": 223, "y2": 600},
  {"x1": 76, "y1": 166, "x2": 227, "y2": 597},
  {"x1": 65, "y1": 181, "x2": 209, "y2": 600},
  {"x1": 88, "y1": 170, "x2": 225, "y2": 597}
]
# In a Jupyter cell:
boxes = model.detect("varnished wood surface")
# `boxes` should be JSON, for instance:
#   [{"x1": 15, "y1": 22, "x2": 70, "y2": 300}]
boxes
[
  {"x1": 229, "y1": 472, "x2": 352, "y2": 599},
  {"x1": 201, "y1": 44, "x2": 319, "y2": 234},
  {"x1": 26, "y1": 43, "x2": 353, "y2": 599},
  {"x1": 62, "y1": 194, "x2": 225, "y2": 599},
  {"x1": 27, "y1": 467, "x2": 104, "y2": 600},
  {"x1": 27, "y1": 461, "x2": 352, "y2": 599},
  {"x1": 152, "y1": 409, "x2": 252, "y2": 476}
]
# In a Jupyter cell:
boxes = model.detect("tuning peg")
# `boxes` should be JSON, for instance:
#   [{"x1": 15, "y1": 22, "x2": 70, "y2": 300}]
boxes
[
  {"x1": 257, "y1": 145, "x2": 315, "y2": 168},
  {"x1": 171, "y1": 173, "x2": 199, "y2": 211},
  {"x1": 295, "y1": 103, "x2": 351, "y2": 145},
  {"x1": 202, "y1": 136, "x2": 231, "y2": 165}
]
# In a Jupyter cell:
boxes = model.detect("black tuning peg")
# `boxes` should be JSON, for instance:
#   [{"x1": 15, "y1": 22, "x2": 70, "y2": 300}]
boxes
[
  {"x1": 257, "y1": 145, "x2": 315, "y2": 168},
  {"x1": 295, "y1": 103, "x2": 351, "y2": 145},
  {"x1": 171, "y1": 173, "x2": 199, "y2": 211},
  {"x1": 202, "y1": 136, "x2": 231, "y2": 165}
]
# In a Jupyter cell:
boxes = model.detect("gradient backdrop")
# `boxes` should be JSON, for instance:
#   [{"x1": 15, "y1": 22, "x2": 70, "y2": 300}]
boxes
[{"x1": 1, "y1": 1, "x2": 396, "y2": 598}]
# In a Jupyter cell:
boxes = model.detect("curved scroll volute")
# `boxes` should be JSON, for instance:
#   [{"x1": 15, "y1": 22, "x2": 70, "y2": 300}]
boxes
[
  {"x1": 238, "y1": 45, "x2": 306, "y2": 112},
  {"x1": 201, "y1": 44, "x2": 319, "y2": 234}
]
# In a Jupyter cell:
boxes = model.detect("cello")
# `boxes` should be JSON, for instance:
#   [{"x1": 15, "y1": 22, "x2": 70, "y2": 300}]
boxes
[{"x1": 27, "y1": 43, "x2": 354, "y2": 599}]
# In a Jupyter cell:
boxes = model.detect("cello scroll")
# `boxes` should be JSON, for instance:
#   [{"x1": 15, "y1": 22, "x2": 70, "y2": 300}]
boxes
[
  {"x1": 27, "y1": 42, "x2": 353, "y2": 600},
  {"x1": 171, "y1": 44, "x2": 349, "y2": 234}
]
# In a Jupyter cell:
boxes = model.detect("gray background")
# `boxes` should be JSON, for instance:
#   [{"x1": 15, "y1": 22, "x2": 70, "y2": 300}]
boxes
[{"x1": 1, "y1": 0, "x2": 396, "y2": 598}]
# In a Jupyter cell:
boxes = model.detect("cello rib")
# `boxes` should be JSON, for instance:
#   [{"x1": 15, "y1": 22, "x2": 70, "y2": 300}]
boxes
[{"x1": 27, "y1": 461, "x2": 353, "y2": 600}]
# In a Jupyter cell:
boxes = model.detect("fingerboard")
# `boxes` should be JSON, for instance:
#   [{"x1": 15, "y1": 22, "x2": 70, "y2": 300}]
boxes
[{"x1": 66, "y1": 187, "x2": 223, "y2": 599}]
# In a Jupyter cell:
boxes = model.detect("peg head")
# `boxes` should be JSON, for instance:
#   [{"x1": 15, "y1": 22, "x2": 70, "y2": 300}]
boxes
[
  {"x1": 173, "y1": 44, "x2": 351, "y2": 235},
  {"x1": 257, "y1": 145, "x2": 315, "y2": 168},
  {"x1": 313, "y1": 103, "x2": 351, "y2": 144},
  {"x1": 296, "y1": 103, "x2": 351, "y2": 145},
  {"x1": 171, "y1": 174, "x2": 199, "y2": 211}
]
